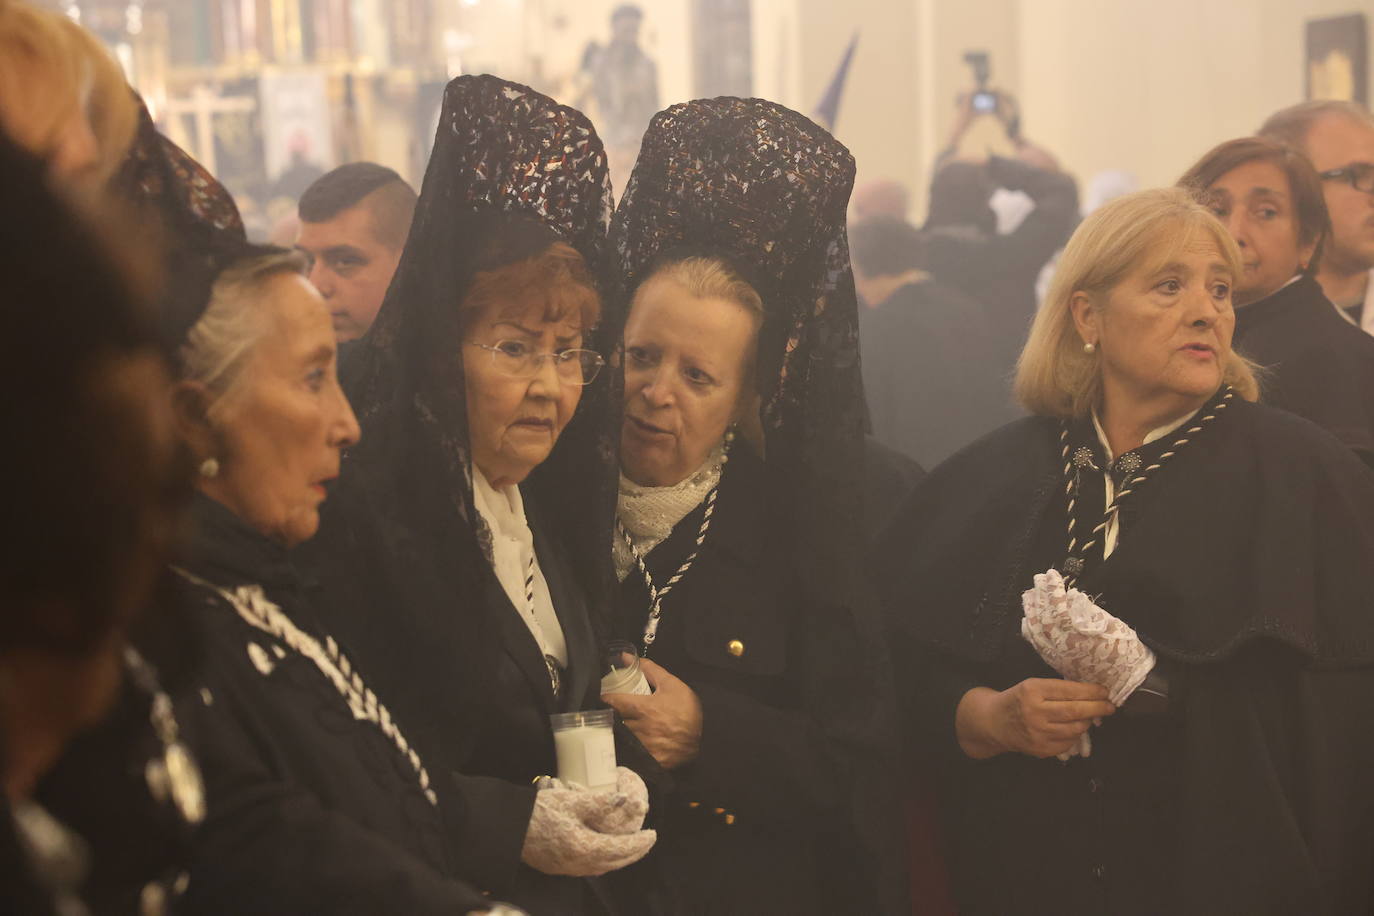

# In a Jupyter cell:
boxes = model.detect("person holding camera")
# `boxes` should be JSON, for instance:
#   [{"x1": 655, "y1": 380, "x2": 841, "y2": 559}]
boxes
[{"x1": 922, "y1": 87, "x2": 1079, "y2": 401}]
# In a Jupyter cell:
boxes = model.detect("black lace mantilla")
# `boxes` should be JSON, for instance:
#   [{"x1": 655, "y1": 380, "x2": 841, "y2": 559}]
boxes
[
  {"x1": 115, "y1": 101, "x2": 251, "y2": 355},
  {"x1": 609, "y1": 97, "x2": 866, "y2": 603},
  {"x1": 342, "y1": 74, "x2": 621, "y2": 631}
]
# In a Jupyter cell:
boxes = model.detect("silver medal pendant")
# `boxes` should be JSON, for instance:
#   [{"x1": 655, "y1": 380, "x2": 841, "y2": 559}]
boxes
[{"x1": 544, "y1": 655, "x2": 563, "y2": 700}]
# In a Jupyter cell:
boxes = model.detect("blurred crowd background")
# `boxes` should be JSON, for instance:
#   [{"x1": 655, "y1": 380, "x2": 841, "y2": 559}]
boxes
[{"x1": 31, "y1": 0, "x2": 1371, "y2": 240}]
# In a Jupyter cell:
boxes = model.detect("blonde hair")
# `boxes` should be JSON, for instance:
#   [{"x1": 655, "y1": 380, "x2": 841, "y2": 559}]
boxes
[
  {"x1": 0, "y1": 1, "x2": 137, "y2": 182},
  {"x1": 639, "y1": 255, "x2": 764, "y2": 319},
  {"x1": 1015, "y1": 187, "x2": 1259, "y2": 419}
]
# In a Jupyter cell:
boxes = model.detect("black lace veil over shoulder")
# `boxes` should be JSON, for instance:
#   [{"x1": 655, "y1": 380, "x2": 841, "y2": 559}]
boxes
[
  {"x1": 337, "y1": 74, "x2": 620, "y2": 631},
  {"x1": 609, "y1": 98, "x2": 865, "y2": 603}
]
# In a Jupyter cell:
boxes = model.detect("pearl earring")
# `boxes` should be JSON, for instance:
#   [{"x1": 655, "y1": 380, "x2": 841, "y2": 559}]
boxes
[
  {"x1": 199, "y1": 458, "x2": 220, "y2": 479},
  {"x1": 1083, "y1": 342, "x2": 1096, "y2": 355}
]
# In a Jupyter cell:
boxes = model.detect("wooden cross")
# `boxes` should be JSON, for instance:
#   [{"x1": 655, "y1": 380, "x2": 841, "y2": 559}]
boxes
[{"x1": 162, "y1": 84, "x2": 256, "y2": 175}]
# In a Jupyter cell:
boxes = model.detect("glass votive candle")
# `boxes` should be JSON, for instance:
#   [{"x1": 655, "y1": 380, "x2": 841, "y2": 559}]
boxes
[
  {"x1": 600, "y1": 640, "x2": 652, "y2": 696},
  {"x1": 550, "y1": 709, "x2": 617, "y2": 791}
]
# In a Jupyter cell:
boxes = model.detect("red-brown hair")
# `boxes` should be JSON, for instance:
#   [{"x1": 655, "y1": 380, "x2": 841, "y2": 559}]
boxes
[{"x1": 459, "y1": 240, "x2": 601, "y2": 337}]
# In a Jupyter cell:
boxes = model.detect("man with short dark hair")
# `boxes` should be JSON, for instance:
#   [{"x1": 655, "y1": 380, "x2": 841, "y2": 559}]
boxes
[
  {"x1": 296, "y1": 162, "x2": 416, "y2": 342},
  {"x1": 1260, "y1": 100, "x2": 1374, "y2": 335},
  {"x1": 852, "y1": 217, "x2": 1013, "y2": 468}
]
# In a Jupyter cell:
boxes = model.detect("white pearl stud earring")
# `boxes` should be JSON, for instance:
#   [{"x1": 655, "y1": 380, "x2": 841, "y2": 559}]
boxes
[
  {"x1": 199, "y1": 458, "x2": 221, "y2": 479},
  {"x1": 1083, "y1": 342, "x2": 1096, "y2": 355}
]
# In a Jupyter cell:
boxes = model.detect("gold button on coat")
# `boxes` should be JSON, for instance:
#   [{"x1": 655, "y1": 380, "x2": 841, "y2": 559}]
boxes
[{"x1": 727, "y1": 639, "x2": 745, "y2": 657}]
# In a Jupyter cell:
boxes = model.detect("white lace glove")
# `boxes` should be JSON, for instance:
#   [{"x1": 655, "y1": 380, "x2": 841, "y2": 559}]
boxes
[
  {"x1": 1021, "y1": 569, "x2": 1157, "y2": 760},
  {"x1": 520, "y1": 767, "x2": 656, "y2": 877}
]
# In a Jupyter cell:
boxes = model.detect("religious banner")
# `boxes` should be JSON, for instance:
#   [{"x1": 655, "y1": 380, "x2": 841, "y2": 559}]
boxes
[
  {"x1": 258, "y1": 68, "x2": 334, "y2": 202},
  {"x1": 1306, "y1": 13, "x2": 1367, "y2": 104}
]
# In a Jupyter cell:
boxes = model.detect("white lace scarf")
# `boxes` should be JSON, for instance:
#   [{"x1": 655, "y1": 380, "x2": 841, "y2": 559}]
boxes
[{"x1": 614, "y1": 441, "x2": 725, "y2": 581}]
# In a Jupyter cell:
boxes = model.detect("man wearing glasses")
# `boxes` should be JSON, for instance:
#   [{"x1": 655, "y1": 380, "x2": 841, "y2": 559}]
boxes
[{"x1": 1262, "y1": 100, "x2": 1374, "y2": 336}]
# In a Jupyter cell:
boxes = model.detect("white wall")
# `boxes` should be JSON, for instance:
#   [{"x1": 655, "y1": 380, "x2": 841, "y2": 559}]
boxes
[
  {"x1": 1017, "y1": 0, "x2": 1374, "y2": 193},
  {"x1": 791, "y1": 0, "x2": 924, "y2": 206}
]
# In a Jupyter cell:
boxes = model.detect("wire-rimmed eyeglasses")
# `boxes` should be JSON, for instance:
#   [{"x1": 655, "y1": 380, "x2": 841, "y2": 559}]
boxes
[
  {"x1": 1319, "y1": 162, "x2": 1374, "y2": 194},
  {"x1": 467, "y1": 340, "x2": 605, "y2": 386}
]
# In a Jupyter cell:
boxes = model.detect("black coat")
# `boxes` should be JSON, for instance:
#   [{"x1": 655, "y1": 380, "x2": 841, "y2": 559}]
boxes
[
  {"x1": 881, "y1": 400, "x2": 1374, "y2": 915},
  {"x1": 606, "y1": 446, "x2": 880, "y2": 915},
  {"x1": 304, "y1": 471, "x2": 630, "y2": 915},
  {"x1": 862, "y1": 435, "x2": 925, "y2": 543},
  {"x1": 172, "y1": 495, "x2": 490, "y2": 915},
  {"x1": 861, "y1": 278, "x2": 1017, "y2": 469},
  {"x1": 1234, "y1": 272, "x2": 1374, "y2": 466}
]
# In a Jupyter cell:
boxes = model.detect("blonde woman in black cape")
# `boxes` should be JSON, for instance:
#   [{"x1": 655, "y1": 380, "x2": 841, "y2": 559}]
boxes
[{"x1": 881, "y1": 187, "x2": 1374, "y2": 915}]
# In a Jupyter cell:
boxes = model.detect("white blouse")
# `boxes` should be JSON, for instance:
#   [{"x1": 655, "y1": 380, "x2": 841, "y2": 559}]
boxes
[{"x1": 470, "y1": 467, "x2": 568, "y2": 667}]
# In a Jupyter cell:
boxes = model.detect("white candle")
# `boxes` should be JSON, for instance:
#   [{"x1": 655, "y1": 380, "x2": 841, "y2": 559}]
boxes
[{"x1": 550, "y1": 710, "x2": 617, "y2": 790}]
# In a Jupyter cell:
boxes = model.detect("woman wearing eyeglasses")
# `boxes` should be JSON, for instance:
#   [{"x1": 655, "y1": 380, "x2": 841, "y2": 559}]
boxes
[
  {"x1": 303, "y1": 76, "x2": 655, "y2": 914},
  {"x1": 1178, "y1": 136, "x2": 1374, "y2": 467}
]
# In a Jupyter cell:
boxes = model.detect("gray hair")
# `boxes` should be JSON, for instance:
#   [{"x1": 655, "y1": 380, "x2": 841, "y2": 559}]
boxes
[
  {"x1": 1259, "y1": 100, "x2": 1374, "y2": 152},
  {"x1": 180, "y1": 247, "x2": 307, "y2": 416}
]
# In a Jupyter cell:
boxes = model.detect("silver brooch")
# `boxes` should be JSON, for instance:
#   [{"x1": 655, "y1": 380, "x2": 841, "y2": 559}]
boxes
[
  {"x1": 1072, "y1": 447, "x2": 1098, "y2": 471},
  {"x1": 1063, "y1": 556, "x2": 1085, "y2": 576},
  {"x1": 1114, "y1": 451, "x2": 1142, "y2": 480}
]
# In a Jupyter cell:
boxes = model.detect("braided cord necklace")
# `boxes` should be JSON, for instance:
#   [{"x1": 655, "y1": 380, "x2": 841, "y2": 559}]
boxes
[
  {"x1": 1059, "y1": 387, "x2": 1234, "y2": 588},
  {"x1": 521, "y1": 552, "x2": 564, "y2": 700},
  {"x1": 174, "y1": 567, "x2": 439, "y2": 805},
  {"x1": 617, "y1": 430, "x2": 734, "y2": 656}
]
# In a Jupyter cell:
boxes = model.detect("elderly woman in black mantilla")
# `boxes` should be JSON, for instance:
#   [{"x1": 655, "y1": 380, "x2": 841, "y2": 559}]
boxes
[
  {"x1": 302, "y1": 75, "x2": 655, "y2": 913},
  {"x1": 597, "y1": 99, "x2": 885, "y2": 914},
  {"x1": 103, "y1": 112, "x2": 510, "y2": 914},
  {"x1": 880, "y1": 187, "x2": 1374, "y2": 915}
]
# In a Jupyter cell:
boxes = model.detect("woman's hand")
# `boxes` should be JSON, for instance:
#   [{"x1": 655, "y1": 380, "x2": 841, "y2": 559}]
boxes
[
  {"x1": 520, "y1": 768, "x2": 655, "y2": 877},
  {"x1": 602, "y1": 659, "x2": 703, "y2": 770},
  {"x1": 955, "y1": 679, "x2": 1115, "y2": 760}
]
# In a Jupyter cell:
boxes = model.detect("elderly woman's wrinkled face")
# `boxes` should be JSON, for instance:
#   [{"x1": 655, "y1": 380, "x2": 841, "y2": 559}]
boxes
[
  {"x1": 1203, "y1": 160, "x2": 1316, "y2": 306},
  {"x1": 204, "y1": 274, "x2": 360, "y2": 547},
  {"x1": 462, "y1": 301, "x2": 585, "y2": 488},
  {"x1": 1076, "y1": 233, "x2": 1236, "y2": 415},
  {"x1": 620, "y1": 277, "x2": 759, "y2": 487}
]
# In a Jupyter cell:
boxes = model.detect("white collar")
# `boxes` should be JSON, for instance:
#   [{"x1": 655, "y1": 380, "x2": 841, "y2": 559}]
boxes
[
  {"x1": 1358, "y1": 269, "x2": 1374, "y2": 334},
  {"x1": 1330, "y1": 269, "x2": 1374, "y2": 334},
  {"x1": 1275, "y1": 273, "x2": 1304, "y2": 295},
  {"x1": 471, "y1": 465, "x2": 532, "y2": 546},
  {"x1": 1090, "y1": 406, "x2": 1199, "y2": 462}
]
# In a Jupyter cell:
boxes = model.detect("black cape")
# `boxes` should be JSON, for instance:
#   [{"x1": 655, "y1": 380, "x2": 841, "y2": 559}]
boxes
[
  {"x1": 879, "y1": 397, "x2": 1374, "y2": 915},
  {"x1": 1234, "y1": 272, "x2": 1374, "y2": 467},
  {"x1": 173, "y1": 495, "x2": 490, "y2": 915},
  {"x1": 860, "y1": 278, "x2": 1017, "y2": 469}
]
